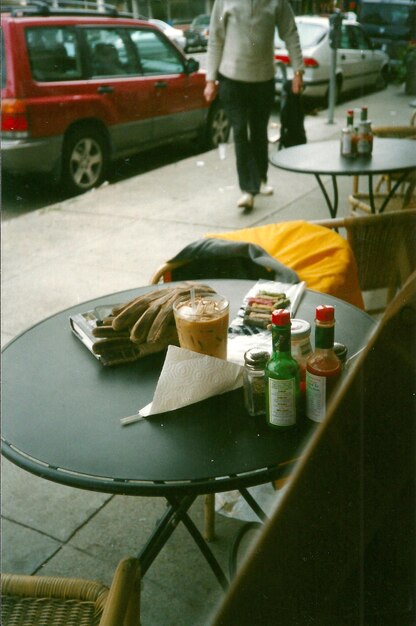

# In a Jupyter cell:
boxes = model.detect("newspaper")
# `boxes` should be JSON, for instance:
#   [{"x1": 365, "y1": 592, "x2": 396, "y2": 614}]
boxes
[{"x1": 69, "y1": 304, "x2": 140, "y2": 366}]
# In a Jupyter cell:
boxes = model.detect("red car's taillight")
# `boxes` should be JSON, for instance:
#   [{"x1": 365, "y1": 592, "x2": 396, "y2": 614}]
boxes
[{"x1": 1, "y1": 99, "x2": 29, "y2": 133}]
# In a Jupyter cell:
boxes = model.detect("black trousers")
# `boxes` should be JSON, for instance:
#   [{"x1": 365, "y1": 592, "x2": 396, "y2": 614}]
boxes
[{"x1": 219, "y1": 76, "x2": 275, "y2": 195}]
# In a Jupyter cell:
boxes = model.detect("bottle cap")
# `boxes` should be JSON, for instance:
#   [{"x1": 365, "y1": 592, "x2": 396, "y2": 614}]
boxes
[
  {"x1": 272, "y1": 309, "x2": 291, "y2": 326},
  {"x1": 244, "y1": 348, "x2": 270, "y2": 368},
  {"x1": 316, "y1": 305, "x2": 335, "y2": 322},
  {"x1": 291, "y1": 318, "x2": 311, "y2": 338}
]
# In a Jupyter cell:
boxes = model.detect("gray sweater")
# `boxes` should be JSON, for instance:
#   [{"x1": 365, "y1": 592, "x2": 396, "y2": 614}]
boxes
[{"x1": 206, "y1": 0, "x2": 303, "y2": 83}]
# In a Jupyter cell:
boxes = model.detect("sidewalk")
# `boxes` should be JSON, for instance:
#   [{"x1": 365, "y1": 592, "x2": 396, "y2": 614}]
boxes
[{"x1": 1, "y1": 84, "x2": 413, "y2": 625}]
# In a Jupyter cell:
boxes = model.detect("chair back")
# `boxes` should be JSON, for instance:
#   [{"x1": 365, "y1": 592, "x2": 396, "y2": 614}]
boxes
[
  {"x1": 372, "y1": 125, "x2": 416, "y2": 139},
  {"x1": 210, "y1": 272, "x2": 416, "y2": 625},
  {"x1": 316, "y1": 209, "x2": 416, "y2": 302},
  {"x1": 351, "y1": 125, "x2": 416, "y2": 201}
]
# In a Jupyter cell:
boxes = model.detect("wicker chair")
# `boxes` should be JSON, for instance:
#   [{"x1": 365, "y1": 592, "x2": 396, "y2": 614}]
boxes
[
  {"x1": 1, "y1": 557, "x2": 141, "y2": 626},
  {"x1": 350, "y1": 124, "x2": 416, "y2": 213},
  {"x1": 315, "y1": 209, "x2": 416, "y2": 313}
]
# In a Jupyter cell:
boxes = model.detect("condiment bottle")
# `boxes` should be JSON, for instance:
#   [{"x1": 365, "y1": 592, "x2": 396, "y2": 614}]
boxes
[
  {"x1": 290, "y1": 318, "x2": 312, "y2": 394},
  {"x1": 243, "y1": 348, "x2": 270, "y2": 416},
  {"x1": 334, "y1": 342, "x2": 348, "y2": 369},
  {"x1": 340, "y1": 109, "x2": 356, "y2": 158},
  {"x1": 357, "y1": 105, "x2": 373, "y2": 157},
  {"x1": 306, "y1": 305, "x2": 341, "y2": 423},
  {"x1": 265, "y1": 309, "x2": 300, "y2": 429}
]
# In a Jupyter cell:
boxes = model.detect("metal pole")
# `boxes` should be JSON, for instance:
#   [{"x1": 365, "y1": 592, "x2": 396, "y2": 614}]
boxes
[{"x1": 327, "y1": 46, "x2": 337, "y2": 124}]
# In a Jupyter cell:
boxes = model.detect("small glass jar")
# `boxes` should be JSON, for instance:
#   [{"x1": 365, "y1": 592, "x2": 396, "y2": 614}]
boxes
[
  {"x1": 290, "y1": 319, "x2": 312, "y2": 392},
  {"x1": 243, "y1": 348, "x2": 270, "y2": 416}
]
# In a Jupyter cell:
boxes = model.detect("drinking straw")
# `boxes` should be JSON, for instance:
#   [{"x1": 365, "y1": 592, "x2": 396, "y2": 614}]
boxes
[{"x1": 191, "y1": 285, "x2": 196, "y2": 312}]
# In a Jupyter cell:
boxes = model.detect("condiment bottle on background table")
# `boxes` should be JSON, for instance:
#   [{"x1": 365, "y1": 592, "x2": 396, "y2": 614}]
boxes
[
  {"x1": 265, "y1": 309, "x2": 300, "y2": 429},
  {"x1": 306, "y1": 305, "x2": 341, "y2": 423},
  {"x1": 340, "y1": 109, "x2": 356, "y2": 158},
  {"x1": 357, "y1": 105, "x2": 373, "y2": 157}
]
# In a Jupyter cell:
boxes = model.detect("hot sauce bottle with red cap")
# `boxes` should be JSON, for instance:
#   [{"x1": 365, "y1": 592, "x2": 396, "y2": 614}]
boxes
[
  {"x1": 306, "y1": 305, "x2": 341, "y2": 423},
  {"x1": 265, "y1": 309, "x2": 300, "y2": 429}
]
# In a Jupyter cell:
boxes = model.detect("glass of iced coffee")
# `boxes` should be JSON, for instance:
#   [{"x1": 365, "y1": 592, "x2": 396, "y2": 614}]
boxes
[{"x1": 173, "y1": 293, "x2": 229, "y2": 360}]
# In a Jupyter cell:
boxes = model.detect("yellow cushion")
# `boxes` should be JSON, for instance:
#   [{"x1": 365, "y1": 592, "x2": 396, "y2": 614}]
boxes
[{"x1": 206, "y1": 221, "x2": 364, "y2": 309}]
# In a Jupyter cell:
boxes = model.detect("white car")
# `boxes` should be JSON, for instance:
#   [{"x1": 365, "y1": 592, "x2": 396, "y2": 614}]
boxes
[
  {"x1": 275, "y1": 15, "x2": 390, "y2": 100},
  {"x1": 149, "y1": 19, "x2": 187, "y2": 50}
]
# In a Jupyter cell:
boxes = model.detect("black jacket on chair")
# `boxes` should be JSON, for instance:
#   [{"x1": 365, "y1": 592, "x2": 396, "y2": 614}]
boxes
[{"x1": 167, "y1": 238, "x2": 299, "y2": 284}]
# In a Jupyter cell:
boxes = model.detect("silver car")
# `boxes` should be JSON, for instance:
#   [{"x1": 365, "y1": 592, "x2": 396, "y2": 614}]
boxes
[{"x1": 275, "y1": 15, "x2": 390, "y2": 100}]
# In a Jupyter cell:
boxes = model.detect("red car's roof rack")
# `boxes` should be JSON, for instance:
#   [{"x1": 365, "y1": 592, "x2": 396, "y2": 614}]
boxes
[{"x1": 2, "y1": 0, "x2": 146, "y2": 19}]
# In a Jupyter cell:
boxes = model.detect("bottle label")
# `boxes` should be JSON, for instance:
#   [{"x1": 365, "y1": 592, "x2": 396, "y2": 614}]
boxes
[
  {"x1": 267, "y1": 378, "x2": 296, "y2": 427},
  {"x1": 341, "y1": 133, "x2": 352, "y2": 156},
  {"x1": 306, "y1": 371, "x2": 326, "y2": 422},
  {"x1": 291, "y1": 338, "x2": 312, "y2": 360},
  {"x1": 357, "y1": 138, "x2": 371, "y2": 155}
]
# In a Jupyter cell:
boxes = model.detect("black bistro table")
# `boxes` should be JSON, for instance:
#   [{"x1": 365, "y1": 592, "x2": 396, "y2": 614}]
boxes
[
  {"x1": 1, "y1": 280, "x2": 377, "y2": 588},
  {"x1": 270, "y1": 137, "x2": 416, "y2": 218}
]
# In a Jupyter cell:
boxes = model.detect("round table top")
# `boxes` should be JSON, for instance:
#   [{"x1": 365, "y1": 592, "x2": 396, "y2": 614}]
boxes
[
  {"x1": 1, "y1": 280, "x2": 376, "y2": 496},
  {"x1": 270, "y1": 137, "x2": 416, "y2": 176}
]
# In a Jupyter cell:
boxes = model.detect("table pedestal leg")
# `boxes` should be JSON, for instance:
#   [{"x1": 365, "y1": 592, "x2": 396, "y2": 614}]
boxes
[
  {"x1": 137, "y1": 488, "x2": 271, "y2": 589},
  {"x1": 315, "y1": 174, "x2": 338, "y2": 218},
  {"x1": 354, "y1": 170, "x2": 412, "y2": 213},
  {"x1": 239, "y1": 487, "x2": 268, "y2": 522},
  {"x1": 138, "y1": 494, "x2": 197, "y2": 576},
  {"x1": 379, "y1": 171, "x2": 412, "y2": 213},
  {"x1": 137, "y1": 493, "x2": 229, "y2": 590},
  {"x1": 171, "y1": 495, "x2": 229, "y2": 590},
  {"x1": 368, "y1": 174, "x2": 375, "y2": 213}
]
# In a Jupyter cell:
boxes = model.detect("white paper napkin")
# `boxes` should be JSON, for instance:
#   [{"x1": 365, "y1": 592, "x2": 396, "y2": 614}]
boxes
[{"x1": 121, "y1": 345, "x2": 244, "y2": 425}]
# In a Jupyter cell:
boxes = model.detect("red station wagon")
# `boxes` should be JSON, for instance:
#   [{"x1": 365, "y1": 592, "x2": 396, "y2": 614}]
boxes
[{"x1": 1, "y1": 2, "x2": 230, "y2": 194}]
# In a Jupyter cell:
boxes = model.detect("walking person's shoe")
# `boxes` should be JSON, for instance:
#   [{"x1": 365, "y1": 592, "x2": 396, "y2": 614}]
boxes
[
  {"x1": 237, "y1": 192, "x2": 254, "y2": 210},
  {"x1": 260, "y1": 181, "x2": 274, "y2": 195}
]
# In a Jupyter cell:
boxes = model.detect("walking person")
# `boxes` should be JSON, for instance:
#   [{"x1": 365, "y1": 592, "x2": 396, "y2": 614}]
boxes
[{"x1": 204, "y1": 0, "x2": 304, "y2": 211}]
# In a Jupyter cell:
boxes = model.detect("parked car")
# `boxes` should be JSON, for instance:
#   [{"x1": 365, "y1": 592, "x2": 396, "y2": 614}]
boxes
[
  {"x1": 149, "y1": 18, "x2": 187, "y2": 51},
  {"x1": 358, "y1": 0, "x2": 416, "y2": 72},
  {"x1": 1, "y1": 2, "x2": 230, "y2": 194},
  {"x1": 171, "y1": 18, "x2": 193, "y2": 32},
  {"x1": 274, "y1": 15, "x2": 390, "y2": 101},
  {"x1": 184, "y1": 14, "x2": 210, "y2": 52}
]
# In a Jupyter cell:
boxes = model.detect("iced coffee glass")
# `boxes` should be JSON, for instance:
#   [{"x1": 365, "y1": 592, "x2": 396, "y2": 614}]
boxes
[{"x1": 173, "y1": 293, "x2": 229, "y2": 360}]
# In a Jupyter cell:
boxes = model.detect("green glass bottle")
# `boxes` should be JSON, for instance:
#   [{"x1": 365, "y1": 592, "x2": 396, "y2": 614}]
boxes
[{"x1": 265, "y1": 309, "x2": 300, "y2": 429}]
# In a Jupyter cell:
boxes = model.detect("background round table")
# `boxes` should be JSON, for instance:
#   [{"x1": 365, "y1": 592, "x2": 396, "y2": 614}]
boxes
[
  {"x1": 270, "y1": 137, "x2": 416, "y2": 216},
  {"x1": 270, "y1": 137, "x2": 416, "y2": 176}
]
